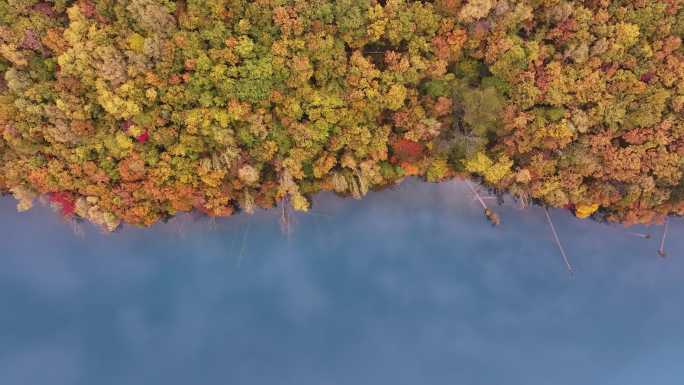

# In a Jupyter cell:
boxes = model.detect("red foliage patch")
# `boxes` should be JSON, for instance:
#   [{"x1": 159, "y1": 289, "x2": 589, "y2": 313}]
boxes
[
  {"x1": 49, "y1": 192, "x2": 76, "y2": 217},
  {"x1": 136, "y1": 132, "x2": 149, "y2": 143},
  {"x1": 432, "y1": 97, "x2": 453, "y2": 117},
  {"x1": 640, "y1": 72, "x2": 655, "y2": 84},
  {"x1": 390, "y1": 139, "x2": 424, "y2": 164},
  {"x1": 32, "y1": 2, "x2": 55, "y2": 18},
  {"x1": 623, "y1": 128, "x2": 651, "y2": 145},
  {"x1": 168, "y1": 74, "x2": 182, "y2": 85},
  {"x1": 21, "y1": 30, "x2": 43, "y2": 51},
  {"x1": 548, "y1": 18, "x2": 578, "y2": 44},
  {"x1": 601, "y1": 63, "x2": 618, "y2": 78},
  {"x1": 432, "y1": 36, "x2": 450, "y2": 60},
  {"x1": 78, "y1": 0, "x2": 97, "y2": 18},
  {"x1": 120, "y1": 119, "x2": 133, "y2": 131},
  {"x1": 535, "y1": 64, "x2": 551, "y2": 93}
]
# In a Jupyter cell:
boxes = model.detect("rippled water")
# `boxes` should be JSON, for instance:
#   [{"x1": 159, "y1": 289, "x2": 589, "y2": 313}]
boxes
[{"x1": 1, "y1": 180, "x2": 682, "y2": 385}]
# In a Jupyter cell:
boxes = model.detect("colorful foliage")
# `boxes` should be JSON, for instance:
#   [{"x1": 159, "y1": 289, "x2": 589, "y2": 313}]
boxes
[{"x1": 1, "y1": 1, "x2": 684, "y2": 229}]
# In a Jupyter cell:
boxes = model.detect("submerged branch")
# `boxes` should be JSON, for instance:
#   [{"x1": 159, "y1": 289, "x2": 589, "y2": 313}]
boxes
[
  {"x1": 627, "y1": 231, "x2": 651, "y2": 239},
  {"x1": 465, "y1": 180, "x2": 487, "y2": 210},
  {"x1": 465, "y1": 180, "x2": 500, "y2": 226},
  {"x1": 544, "y1": 207, "x2": 574, "y2": 276},
  {"x1": 658, "y1": 218, "x2": 669, "y2": 258}
]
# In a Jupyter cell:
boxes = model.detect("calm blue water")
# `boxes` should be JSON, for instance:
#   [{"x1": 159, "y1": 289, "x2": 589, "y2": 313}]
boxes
[{"x1": 1, "y1": 180, "x2": 682, "y2": 385}]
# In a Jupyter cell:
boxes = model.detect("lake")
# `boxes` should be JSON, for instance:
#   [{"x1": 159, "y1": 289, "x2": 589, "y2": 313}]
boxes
[{"x1": 0, "y1": 179, "x2": 682, "y2": 385}]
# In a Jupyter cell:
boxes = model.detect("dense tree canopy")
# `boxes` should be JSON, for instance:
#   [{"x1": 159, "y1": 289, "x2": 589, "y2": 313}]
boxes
[{"x1": 1, "y1": 0, "x2": 684, "y2": 230}]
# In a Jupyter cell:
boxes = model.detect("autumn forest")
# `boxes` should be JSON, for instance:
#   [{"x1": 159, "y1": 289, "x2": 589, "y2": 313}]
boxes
[{"x1": 1, "y1": 0, "x2": 683, "y2": 230}]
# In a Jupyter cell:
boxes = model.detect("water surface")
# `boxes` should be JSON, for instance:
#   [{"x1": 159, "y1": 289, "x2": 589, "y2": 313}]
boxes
[{"x1": 1, "y1": 180, "x2": 682, "y2": 385}]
